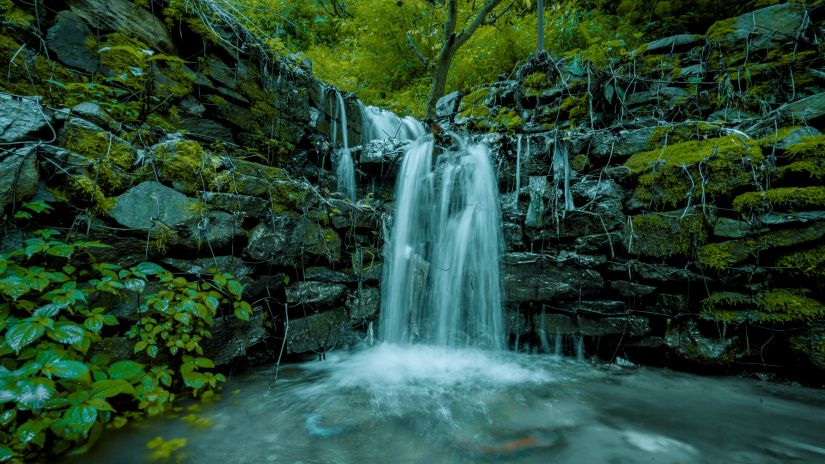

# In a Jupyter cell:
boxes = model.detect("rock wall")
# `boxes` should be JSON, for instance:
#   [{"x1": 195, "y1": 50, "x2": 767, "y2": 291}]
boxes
[
  {"x1": 426, "y1": 2, "x2": 825, "y2": 376},
  {"x1": 0, "y1": 0, "x2": 380, "y2": 364},
  {"x1": 2, "y1": 0, "x2": 825, "y2": 380}
]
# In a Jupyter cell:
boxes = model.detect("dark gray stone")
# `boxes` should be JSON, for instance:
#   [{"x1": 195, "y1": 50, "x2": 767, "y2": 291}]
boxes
[
  {"x1": 502, "y1": 252, "x2": 603, "y2": 303},
  {"x1": 436, "y1": 91, "x2": 461, "y2": 120},
  {"x1": 611, "y1": 280, "x2": 657, "y2": 297},
  {"x1": 247, "y1": 216, "x2": 342, "y2": 265},
  {"x1": 203, "y1": 312, "x2": 266, "y2": 366},
  {"x1": 71, "y1": 102, "x2": 121, "y2": 133},
  {"x1": 286, "y1": 308, "x2": 351, "y2": 354},
  {"x1": 69, "y1": 0, "x2": 175, "y2": 51},
  {"x1": 778, "y1": 92, "x2": 825, "y2": 124},
  {"x1": 179, "y1": 116, "x2": 234, "y2": 143},
  {"x1": 539, "y1": 313, "x2": 651, "y2": 337},
  {"x1": 708, "y1": 3, "x2": 807, "y2": 51},
  {"x1": 110, "y1": 181, "x2": 198, "y2": 229},
  {"x1": 0, "y1": 146, "x2": 39, "y2": 210},
  {"x1": 46, "y1": 10, "x2": 99, "y2": 73},
  {"x1": 286, "y1": 281, "x2": 347, "y2": 307},
  {"x1": 640, "y1": 34, "x2": 704, "y2": 54},
  {"x1": 304, "y1": 266, "x2": 356, "y2": 284},
  {"x1": 201, "y1": 192, "x2": 271, "y2": 217},
  {"x1": 666, "y1": 321, "x2": 736, "y2": 365},
  {"x1": 713, "y1": 217, "x2": 753, "y2": 238},
  {"x1": 0, "y1": 93, "x2": 53, "y2": 144},
  {"x1": 346, "y1": 287, "x2": 380, "y2": 325},
  {"x1": 164, "y1": 256, "x2": 254, "y2": 280}
]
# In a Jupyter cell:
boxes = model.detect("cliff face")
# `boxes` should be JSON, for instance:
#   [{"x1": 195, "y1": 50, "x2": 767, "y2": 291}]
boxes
[
  {"x1": 435, "y1": 2, "x2": 825, "y2": 373},
  {"x1": 2, "y1": 0, "x2": 824, "y2": 379}
]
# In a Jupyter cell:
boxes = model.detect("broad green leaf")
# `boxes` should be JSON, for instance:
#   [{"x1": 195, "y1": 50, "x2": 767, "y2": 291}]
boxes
[
  {"x1": 134, "y1": 262, "x2": 165, "y2": 276},
  {"x1": 54, "y1": 405, "x2": 97, "y2": 440},
  {"x1": 34, "y1": 303, "x2": 65, "y2": 318},
  {"x1": 204, "y1": 296, "x2": 220, "y2": 312},
  {"x1": 91, "y1": 379, "x2": 135, "y2": 398},
  {"x1": 0, "y1": 444, "x2": 15, "y2": 462},
  {"x1": 147, "y1": 345, "x2": 159, "y2": 358},
  {"x1": 234, "y1": 301, "x2": 252, "y2": 321},
  {"x1": 46, "y1": 244, "x2": 75, "y2": 258},
  {"x1": 84, "y1": 315, "x2": 104, "y2": 333},
  {"x1": 5, "y1": 321, "x2": 45, "y2": 353},
  {"x1": 227, "y1": 280, "x2": 244, "y2": 299},
  {"x1": 194, "y1": 357, "x2": 214, "y2": 369},
  {"x1": 17, "y1": 418, "x2": 48, "y2": 446},
  {"x1": 48, "y1": 323, "x2": 85, "y2": 346},
  {"x1": 107, "y1": 360, "x2": 144, "y2": 381},
  {"x1": 49, "y1": 360, "x2": 90, "y2": 381},
  {"x1": 86, "y1": 397, "x2": 115, "y2": 412},
  {"x1": 14, "y1": 377, "x2": 56, "y2": 410}
]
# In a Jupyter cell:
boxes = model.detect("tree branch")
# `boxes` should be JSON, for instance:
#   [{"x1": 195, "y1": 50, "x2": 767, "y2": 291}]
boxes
[
  {"x1": 483, "y1": 0, "x2": 516, "y2": 26},
  {"x1": 454, "y1": 0, "x2": 505, "y2": 49},
  {"x1": 406, "y1": 32, "x2": 430, "y2": 68}
]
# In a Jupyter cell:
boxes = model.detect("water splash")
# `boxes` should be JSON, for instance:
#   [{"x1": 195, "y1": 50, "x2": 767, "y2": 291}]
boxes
[
  {"x1": 381, "y1": 136, "x2": 504, "y2": 349},
  {"x1": 361, "y1": 104, "x2": 425, "y2": 142}
]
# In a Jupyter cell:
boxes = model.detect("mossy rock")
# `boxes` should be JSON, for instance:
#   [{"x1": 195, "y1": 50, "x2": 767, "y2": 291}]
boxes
[
  {"x1": 732, "y1": 186, "x2": 825, "y2": 213},
  {"x1": 777, "y1": 244, "x2": 825, "y2": 278},
  {"x1": 627, "y1": 209, "x2": 707, "y2": 258},
  {"x1": 776, "y1": 134, "x2": 825, "y2": 182},
  {"x1": 790, "y1": 324, "x2": 825, "y2": 370},
  {"x1": 698, "y1": 221, "x2": 825, "y2": 271},
  {"x1": 702, "y1": 289, "x2": 825, "y2": 324},
  {"x1": 624, "y1": 135, "x2": 764, "y2": 209},
  {"x1": 151, "y1": 139, "x2": 218, "y2": 195}
]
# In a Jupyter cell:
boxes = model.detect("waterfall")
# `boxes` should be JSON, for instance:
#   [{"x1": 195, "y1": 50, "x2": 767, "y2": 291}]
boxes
[
  {"x1": 333, "y1": 91, "x2": 356, "y2": 201},
  {"x1": 513, "y1": 135, "x2": 522, "y2": 207},
  {"x1": 361, "y1": 104, "x2": 425, "y2": 142},
  {"x1": 380, "y1": 136, "x2": 504, "y2": 349}
]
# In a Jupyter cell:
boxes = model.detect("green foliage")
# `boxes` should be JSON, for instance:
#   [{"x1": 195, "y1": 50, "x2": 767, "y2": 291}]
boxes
[{"x1": 0, "y1": 203, "x2": 251, "y2": 461}]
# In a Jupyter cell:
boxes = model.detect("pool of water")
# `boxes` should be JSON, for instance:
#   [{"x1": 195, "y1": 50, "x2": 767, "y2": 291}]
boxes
[{"x1": 67, "y1": 344, "x2": 825, "y2": 463}]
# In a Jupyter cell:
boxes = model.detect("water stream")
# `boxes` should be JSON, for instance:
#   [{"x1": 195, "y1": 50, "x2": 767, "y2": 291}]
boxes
[
  {"x1": 380, "y1": 136, "x2": 503, "y2": 348},
  {"x1": 66, "y1": 347, "x2": 825, "y2": 463}
]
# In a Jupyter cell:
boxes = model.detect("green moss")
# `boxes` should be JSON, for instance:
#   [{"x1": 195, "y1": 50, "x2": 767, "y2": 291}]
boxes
[
  {"x1": 624, "y1": 136, "x2": 764, "y2": 209},
  {"x1": 758, "y1": 289, "x2": 825, "y2": 323},
  {"x1": 647, "y1": 122, "x2": 722, "y2": 149},
  {"x1": 62, "y1": 175, "x2": 117, "y2": 215},
  {"x1": 732, "y1": 186, "x2": 825, "y2": 213},
  {"x1": 630, "y1": 211, "x2": 707, "y2": 258},
  {"x1": 155, "y1": 140, "x2": 216, "y2": 194},
  {"x1": 560, "y1": 95, "x2": 588, "y2": 124},
  {"x1": 0, "y1": 0, "x2": 33, "y2": 27},
  {"x1": 523, "y1": 72, "x2": 549, "y2": 95},
  {"x1": 458, "y1": 86, "x2": 492, "y2": 121},
  {"x1": 775, "y1": 134, "x2": 825, "y2": 181},
  {"x1": 492, "y1": 107, "x2": 522, "y2": 132},
  {"x1": 706, "y1": 17, "x2": 738, "y2": 44},
  {"x1": 702, "y1": 289, "x2": 825, "y2": 324},
  {"x1": 697, "y1": 241, "x2": 742, "y2": 271},
  {"x1": 66, "y1": 124, "x2": 134, "y2": 169},
  {"x1": 777, "y1": 244, "x2": 825, "y2": 278}
]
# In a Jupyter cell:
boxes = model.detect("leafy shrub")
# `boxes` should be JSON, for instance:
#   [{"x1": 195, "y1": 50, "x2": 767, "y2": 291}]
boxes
[{"x1": 0, "y1": 201, "x2": 251, "y2": 462}]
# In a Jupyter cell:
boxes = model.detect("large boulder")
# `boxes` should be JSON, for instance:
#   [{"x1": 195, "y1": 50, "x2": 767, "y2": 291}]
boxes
[
  {"x1": 247, "y1": 217, "x2": 342, "y2": 266},
  {"x1": 0, "y1": 146, "x2": 39, "y2": 210},
  {"x1": 707, "y1": 3, "x2": 807, "y2": 52},
  {"x1": 0, "y1": 93, "x2": 53, "y2": 144},
  {"x1": 285, "y1": 281, "x2": 347, "y2": 308},
  {"x1": 110, "y1": 181, "x2": 198, "y2": 229},
  {"x1": 286, "y1": 308, "x2": 352, "y2": 355}
]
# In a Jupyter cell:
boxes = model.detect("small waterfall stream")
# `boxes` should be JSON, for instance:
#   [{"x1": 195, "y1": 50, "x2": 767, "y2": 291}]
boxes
[
  {"x1": 380, "y1": 136, "x2": 504, "y2": 349},
  {"x1": 332, "y1": 90, "x2": 355, "y2": 201}
]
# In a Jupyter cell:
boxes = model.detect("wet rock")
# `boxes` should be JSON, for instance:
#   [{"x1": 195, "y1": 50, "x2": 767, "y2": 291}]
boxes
[
  {"x1": 611, "y1": 281, "x2": 657, "y2": 297},
  {"x1": 569, "y1": 300, "x2": 627, "y2": 315},
  {"x1": 640, "y1": 34, "x2": 704, "y2": 54},
  {"x1": 790, "y1": 324, "x2": 825, "y2": 370},
  {"x1": 286, "y1": 281, "x2": 347, "y2": 307},
  {"x1": 586, "y1": 126, "x2": 658, "y2": 159},
  {"x1": 436, "y1": 90, "x2": 461, "y2": 121},
  {"x1": 666, "y1": 321, "x2": 736, "y2": 365},
  {"x1": 164, "y1": 256, "x2": 254, "y2": 280},
  {"x1": 554, "y1": 178, "x2": 624, "y2": 238},
  {"x1": 46, "y1": 10, "x2": 99, "y2": 73},
  {"x1": 539, "y1": 313, "x2": 651, "y2": 337},
  {"x1": 502, "y1": 222, "x2": 524, "y2": 250},
  {"x1": 770, "y1": 126, "x2": 821, "y2": 150},
  {"x1": 244, "y1": 216, "x2": 340, "y2": 264},
  {"x1": 346, "y1": 287, "x2": 380, "y2": 326},
  {"x1": 503, "y1": 252, "x2": 603, "y2": 303},
  {"x1": 712, "y1": 217, "x2": 754, "y2": 238},
  {"x1": 69, "y1": 0, "x2": 175, "y2": 51},
  {"x1": 358, "y1": 139, "x2": 410, "y2": 170},
  {"x1": 777, "y1": 92, "x2": 825, "y2": 123},
  {"x1": 202, "y1": 312, "x2": 266, "y2": 366},
  {"x1": 286, "y1": 308, "x2": 351, "y2": 354},
  {"x1": 0, "y1": 93, "x2": 53, "y2": 144},
  {"x1": 328, "y1": 199, "x2": 381, "y2": 230},
  {"x1": 110, "y1": 181, "x2": 197, "y2": 229},
  {"x1": 71, "y1": 102, "x2": 120, "y2": 133},
  {"x1": 608, "y1": 260, "x2": 706, "y2": 283},
  {"x1": 505, "y1": 306, "x2": 530, "y2": 347},
  {"x1": 657, "y1": 294, "x2": 689, "y2": 315},
  {"x1": 178, "y1": 116, "x2": 234, "y2": 142},
  {"x1": 201, "y1": 192, "x2": 271, "y2": 218},
  {"x1": 178, "y1": 211, "x2": 243, "y2": 250},
  {"x1": 757, "y1": 211, "x2": 825, "y2": 226},
  {"x1": 304, "y1": 267, "x2": 356, "y2": 284},
  {"x1": 0, "y1": 146, "x2": 39, "y2": 210},
  {"x1": 707, "y1": 3, "x2": 807, "y2": 52}
]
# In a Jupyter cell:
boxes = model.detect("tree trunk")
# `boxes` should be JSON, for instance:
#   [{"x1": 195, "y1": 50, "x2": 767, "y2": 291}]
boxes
[
  {"x1": 537, "y1": 0, "x2": 545, "y2": 51},
  {"x1": 425, "y1": 49, "x2": 454, "y2": 121}
]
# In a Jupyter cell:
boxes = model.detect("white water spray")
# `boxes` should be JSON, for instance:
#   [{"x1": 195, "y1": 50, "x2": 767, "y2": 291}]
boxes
[
  {"x1": 361, "y1": 104, "x2": 425, "y2": 142},
  {"x1": 380, "y1": 136, "x2": 504, "y2": 349}
]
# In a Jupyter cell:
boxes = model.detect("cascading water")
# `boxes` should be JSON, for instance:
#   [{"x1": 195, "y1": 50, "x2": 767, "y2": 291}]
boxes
[
  {"x1": 361, "y1": 104, "x2": 426, "y2": 142},
  {"x1": 331, "y1": 90, "x2": 356, "y2": 201},
  {"x1": 380, "y1": 136, "x2": 504, "y2": 349}
]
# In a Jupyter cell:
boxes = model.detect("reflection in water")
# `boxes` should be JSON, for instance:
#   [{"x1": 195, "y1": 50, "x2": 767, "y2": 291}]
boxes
[{"x1": 66, "y1": 345, "x2": 825, "y2": 463}]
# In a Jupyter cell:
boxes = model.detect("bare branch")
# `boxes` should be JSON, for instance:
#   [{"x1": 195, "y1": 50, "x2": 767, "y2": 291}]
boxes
[
  {"x1": 483, "y1": 0, "x2": 517, "y2": 26},
  {"x1": 454, "y1": 0, "x2": 505, "y2": 49},
  {"x1": 406, "y1": 32, "x2": 430, "y2": 68}
]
